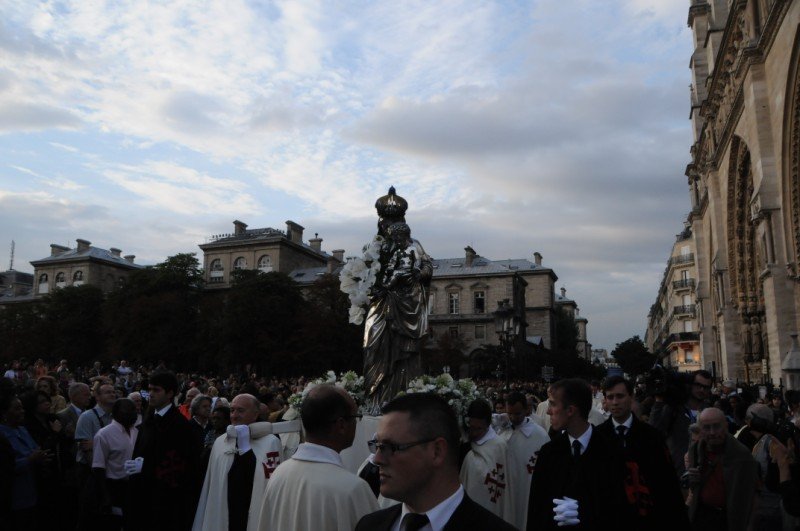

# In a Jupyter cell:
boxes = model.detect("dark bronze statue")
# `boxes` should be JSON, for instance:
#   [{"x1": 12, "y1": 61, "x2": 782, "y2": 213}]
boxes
[{"x1": 363, "y1": 187, "x2": 432, "y2": 406}]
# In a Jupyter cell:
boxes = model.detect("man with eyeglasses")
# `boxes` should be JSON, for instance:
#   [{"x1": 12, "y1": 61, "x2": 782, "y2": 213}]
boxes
[
  {"x1": 355, "y1": 393, "x2": 515, "y2": 531},
  {"x1": 650, "y1": 369, "x2": 713, "y2": 477},
  {"x1": 685, "y1": 407, "x2": 758, "y2": 531},
  {"x1": 257, "y1": 384, "x2": 377, "y2": 531}
]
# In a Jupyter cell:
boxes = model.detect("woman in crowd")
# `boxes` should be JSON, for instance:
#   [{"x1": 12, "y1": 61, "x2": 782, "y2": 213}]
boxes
[
  {"x1": 0, "y1": 391, "x2": 52, "y2": 530},
  {"x1": 21, "y1": 390, "x2": 62, "y2": 528},
  {"x1": 36, "y1": 375, "x2": 66, "y2": 414}
]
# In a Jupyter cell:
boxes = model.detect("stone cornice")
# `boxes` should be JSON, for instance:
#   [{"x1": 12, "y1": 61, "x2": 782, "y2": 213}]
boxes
[{"x1": 688, "y1": 2, "x2": 711, "y2": 27}]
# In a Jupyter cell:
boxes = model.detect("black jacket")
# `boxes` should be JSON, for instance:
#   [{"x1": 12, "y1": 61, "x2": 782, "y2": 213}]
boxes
[
  {"x1": 527, "y1": 427, "x2": 626, "y2": 531},
  {"x1": 596, "y1": 415, "x2": 689, "y2": 531},
  {"x1": 129, "y1": 405, "x2": 202, "y2": 531},
  {"x1": 355, "y1": 492, "x2": 517, "y2": 531}
]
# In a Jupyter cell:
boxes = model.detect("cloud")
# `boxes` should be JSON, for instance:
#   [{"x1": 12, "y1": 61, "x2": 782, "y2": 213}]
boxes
[{"x1": 0, "y1": 102, "x2": 82, "y2": 132}]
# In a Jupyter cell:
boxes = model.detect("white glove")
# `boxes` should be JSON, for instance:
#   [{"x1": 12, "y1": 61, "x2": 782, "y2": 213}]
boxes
[
  {"x1": 124, "y1": 457, "x2": 144, "y2": 476},
  {"x1": 235, "y1": 424, "x2": 251, "y2": 454},
  {"x1": 553, "y1": 497, "x2": 580, "y2": 526}
]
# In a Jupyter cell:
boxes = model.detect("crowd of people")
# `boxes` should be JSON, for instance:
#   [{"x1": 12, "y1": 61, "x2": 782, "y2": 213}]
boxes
[{"x1": 1, "y1": 357, "x2": 799, "y2": 530}]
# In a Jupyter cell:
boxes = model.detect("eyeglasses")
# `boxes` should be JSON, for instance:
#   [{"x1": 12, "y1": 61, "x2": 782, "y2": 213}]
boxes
[{"x1": 367, "y1": 438, "x2": 434, "y2": 457}]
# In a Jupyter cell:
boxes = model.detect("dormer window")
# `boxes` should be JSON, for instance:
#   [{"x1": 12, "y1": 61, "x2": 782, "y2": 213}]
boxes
[
  {"x1": 73, "y1": 271, "x2": 84, "y2": 286},
  {"x1": 55, "y1": 272, "x2": 66, "y2": 288},
  {"x1": 233, "y1": 257, "x2": 247, "y2": 270},
  {"x1": 38, "y1": 274, "x2": 49, "y2": 294},
  {"x1": 209, "y1": 259, "x2": 224, "y2": 283}
]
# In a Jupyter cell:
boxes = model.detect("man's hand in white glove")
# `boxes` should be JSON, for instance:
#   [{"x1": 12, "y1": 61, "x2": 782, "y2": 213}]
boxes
[
  {"x1": 124, "y1": 457, "x2": 144, "y2": 476},
  {"x1": 553, "y1": 497, "x2": 580, "y2": 527},
  {"x1": 234, "y1": 424, "x2": 251, "y2": 454}
]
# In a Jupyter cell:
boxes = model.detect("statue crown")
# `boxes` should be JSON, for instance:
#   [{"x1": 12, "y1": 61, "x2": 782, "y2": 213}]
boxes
[{"x1": 375, "y1": 186, "x2": 408, "y2": 218}]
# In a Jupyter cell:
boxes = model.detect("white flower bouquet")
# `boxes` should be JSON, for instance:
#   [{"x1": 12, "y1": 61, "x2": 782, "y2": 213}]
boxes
[
  {"x1": 339, "y1": 234, "x2": 385, "y2": 325},
  {"x1": 403, "y1": 373, "x2": 480, "y2": 419},
  {"x1": 287, "y1": 370, "x2": 367, "y2": 413}
]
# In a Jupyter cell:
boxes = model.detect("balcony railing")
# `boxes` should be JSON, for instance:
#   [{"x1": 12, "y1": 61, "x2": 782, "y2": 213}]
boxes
[
  {"x1": 671, "y1": 253, "x2": 695, "y2": 266},
  {"x1": 672, "y1": 304, "x2": 696, "y2": 317},
  {"x1": 672, "y1": 278, "x2": 696, "y2": 290}
]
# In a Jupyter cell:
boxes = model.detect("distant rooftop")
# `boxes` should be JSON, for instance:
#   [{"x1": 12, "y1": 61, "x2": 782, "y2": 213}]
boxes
[{"x1": 31, "y1": 240, "x2": 142, "y2": 269}]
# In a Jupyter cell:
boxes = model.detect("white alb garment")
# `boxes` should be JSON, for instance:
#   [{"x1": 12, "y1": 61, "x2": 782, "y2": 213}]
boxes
[
  {"x1": 193, "y1": 422, "x2": 282, "y2": 531},
  {"x1": 459, "y1": 427, "x2": 512, "y2": 520},
  {"x1": 502, "y1": 418, "x2": 549, "y2": 529}
]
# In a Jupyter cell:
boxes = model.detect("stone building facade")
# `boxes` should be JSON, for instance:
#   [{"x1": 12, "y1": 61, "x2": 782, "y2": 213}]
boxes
[
  {"x1": 645, "y1": 226, "x2": 703, "y2": 373},
  {"x1": 29, "y1": 239, "x2": 142, "y2": 296},
  {"x1": 554, "y1": 286, "x2": 591, "y2": 359},
  {"x1": 684, "y1": 0, "x2": 800, "y2": 383},
  {"x1": 198, "y1": 220, "x2": 341, "y2": 287}
]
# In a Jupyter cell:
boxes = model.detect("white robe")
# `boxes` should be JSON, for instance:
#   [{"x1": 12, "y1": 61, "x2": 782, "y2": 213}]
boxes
[
  {"x1": 499, "y1": 418, "x2": 549, "y2": 530},
  {"x1": 459, "y1": 427, "x2": 512, "y2": 520},
  {"x1": 193, "y1": 422, "x2": 283, "y2": 531},
  {"x1": 278, "y1": 406, "x2": 301, "y2": 459},
  {"x1": 535, "y1": 400, "x2": 551, "y2": 431},
  {"x1": 257, "y1": 442, "x2": 379, "y2": 531}
]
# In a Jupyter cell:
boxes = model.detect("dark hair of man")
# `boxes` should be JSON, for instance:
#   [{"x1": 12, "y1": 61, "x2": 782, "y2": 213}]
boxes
[
  {"x1": 467, "y1": 399, "x2": 492, "y2": 424},
  {"x1": 506, "y1": 392, "x2": 527, "y2": 409},
  {"x1": 381, "y1": 393, "x2": 461, "y2": 468},
  {"x1": 692, "y1": 369, "x2": 713, "y2": 382},
  {"x1": 301, "y1": 384, "x2": 352, "y2": 439},
  {"x1": 550, "y1": 378, "x2": 592, "y2": 420},
  {"x1": 149, "y1": 371, "x2": 179, "y2": 395},
  {"x1": 601, "y1": 375, "x2": 633, "y2": 396},
  {"x1": 112, "y1": 398, "x2": 135, "y2": 421}
]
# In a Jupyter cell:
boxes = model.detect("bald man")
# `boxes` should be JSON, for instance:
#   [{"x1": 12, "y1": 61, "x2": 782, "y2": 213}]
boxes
[
  {"x1": 686, "y1": 407, "x2": 758, "y2": 531},
  {"x1": 193, "y1": 394, "x2": 282, "y2": 531},
  {"x1": 257, "y1": 385, "x2": 378, "y2": 531}
]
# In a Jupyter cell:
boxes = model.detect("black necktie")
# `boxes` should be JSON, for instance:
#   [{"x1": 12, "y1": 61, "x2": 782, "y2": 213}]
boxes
[
  {"x1": 572, "y1": 439, "x2": 582, "y2": 459},
  {"x1": 401, "y1": 513, "x2": 429, "y2": 531},
  {"x1": 616, "y1": 425, "x2": 627, "y2": 447}
]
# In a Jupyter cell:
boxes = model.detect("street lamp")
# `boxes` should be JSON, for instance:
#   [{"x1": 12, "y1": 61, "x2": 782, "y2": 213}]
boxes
[{"x1": 493, "y1": 298, "x2": 519, "y2": 390}]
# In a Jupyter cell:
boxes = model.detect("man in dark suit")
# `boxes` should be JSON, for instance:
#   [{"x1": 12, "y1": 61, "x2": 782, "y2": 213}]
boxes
[
  {"x1": 597, "y1": 375, "x2": 689, "y2": 531},
  {"x1": 356, "y1": 393, "x2": 516, "y2": 531},
  {"x1": 527, "y1": 378, "x2": 626, "y2": 531},
  {"x1": 56, "y1": 382, "x2": 91, "y2": 531},
  {"x1": 128, "y1": 371, "x2": 202, "y2": 531}
]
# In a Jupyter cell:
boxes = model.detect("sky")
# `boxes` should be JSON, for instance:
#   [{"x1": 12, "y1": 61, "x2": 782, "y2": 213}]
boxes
[{"x1": 0, "y1": 0, "x2": 694, "y2": 351}]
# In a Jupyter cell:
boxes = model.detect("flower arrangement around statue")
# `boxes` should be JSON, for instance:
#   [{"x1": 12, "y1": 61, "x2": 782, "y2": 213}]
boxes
[
  {"x1": 288, "y1": 370, "x2": 367, "y2": 412},
  {"x1": 339, "y1": 235, "x2": 385, "y2": 325},
  {"x1": 402, "y1": 373, "x2": 480, "y2": 420}
]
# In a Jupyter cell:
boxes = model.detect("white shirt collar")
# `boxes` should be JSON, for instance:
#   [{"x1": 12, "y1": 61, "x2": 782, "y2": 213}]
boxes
[
  {"x1": 515, "y1": 417, "x2": 536, "y2": 437},
  {"x1": 475, "y1": 426, "x2": 498, "y2": 446},
  {"x1": 155, "y1": 404, "x2": 172, "y2": 417},
  {"x1": 395, "y1": 485, "x2": 464, "y2": 531},
  {"x1": 612, "y1": 414, "x2": 633, "y2": 430},
  {"x1": 291, "y1": 442, "x2": 343, "y2": 467},
  {"x1": 567, "y1": 424, "x2": 593, "y2": 455}
]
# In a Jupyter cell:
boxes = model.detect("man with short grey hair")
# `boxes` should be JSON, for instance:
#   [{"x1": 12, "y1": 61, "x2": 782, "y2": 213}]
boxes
[{"x1": 190, "y1": 394, "x2": 213, "y2": 443}]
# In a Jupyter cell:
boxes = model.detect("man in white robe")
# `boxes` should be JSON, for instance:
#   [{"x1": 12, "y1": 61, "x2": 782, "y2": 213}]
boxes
[
  {"x1": 460, "y1": 399, "x2": 512, "y2": 520},
  {"x1": 498, "y1": 392, "x2": 550, "y2": 530},
  {"x1": 193, "y1": 394, "x2": 282, "y2": 531},
  {"x1": 535, "y1": 385, "x2": 554, "y2": 432},
  {"x1": 257, "y1": 384, "x2": 378, "y2": 531}
]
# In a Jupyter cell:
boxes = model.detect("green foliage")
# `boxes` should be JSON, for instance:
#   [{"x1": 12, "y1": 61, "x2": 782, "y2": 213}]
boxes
[
  {"x1": 422, "y1": 333, "x2": 468, "y2": 375},
  {"x1": 552, "y1": 306, "x2": 579, "y2": 356},
  {"x1": 0, "y1": 302, "x2": 48, "y2": 361},
  {"x1": 610, "y1": 335, "x2": 657, "y2": 376}
]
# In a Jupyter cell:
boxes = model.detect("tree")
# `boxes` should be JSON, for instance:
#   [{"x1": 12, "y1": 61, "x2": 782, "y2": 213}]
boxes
[
  {"x1": 222, "y1": 271, "x2": 305, "y2": 375},
  {"x1": 422, "y1": 333, "x2": 468, "y2": 375},
  {"x1": 296, "y1": 274, "x2": 363, "y2": 374},
  {"x1": 42, "y1": 285, "x2": 106, "y2": 365},
  {"x1": 610, "y1": 335, "x2": 657, "y2": 376},
  {"x1": 105, "y1": 253, "x2": 205, "y2": 365}
]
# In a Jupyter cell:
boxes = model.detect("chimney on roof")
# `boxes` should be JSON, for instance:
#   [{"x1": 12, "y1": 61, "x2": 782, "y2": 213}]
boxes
[
  {"x1": 285, "y1": 220, "x2": 304, "y2": 244},
  {"x1": 233, "y1": 220, "x2": 248, "y2": 235},
  {"x1": 50, "y1": 244, "x2": 70, "y2": 257},
  {"x1": 332, "y1": 249, "x2": 345, "y2": 263},
  {"x1": 124, "y1": 255, "x2": 135, "y2": 264},
  {"x1": 76, "y1": 239, "x2": 91, "y2": 252},
  {"x1": 309, "y1": 233, "x2": 323, "y2": 252},
  {"x1": 533, "y1": 252, "x2": 542, "y2": 266},
  {"x1": 465, "y1": 246, "x2": 476, "y2": 267},
  {"x1": 110, "y1": 247, "x2": 122, "y2": 257},
  {"x1": 561, "y1": 287, "x2": 566, "y2": 298}
]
